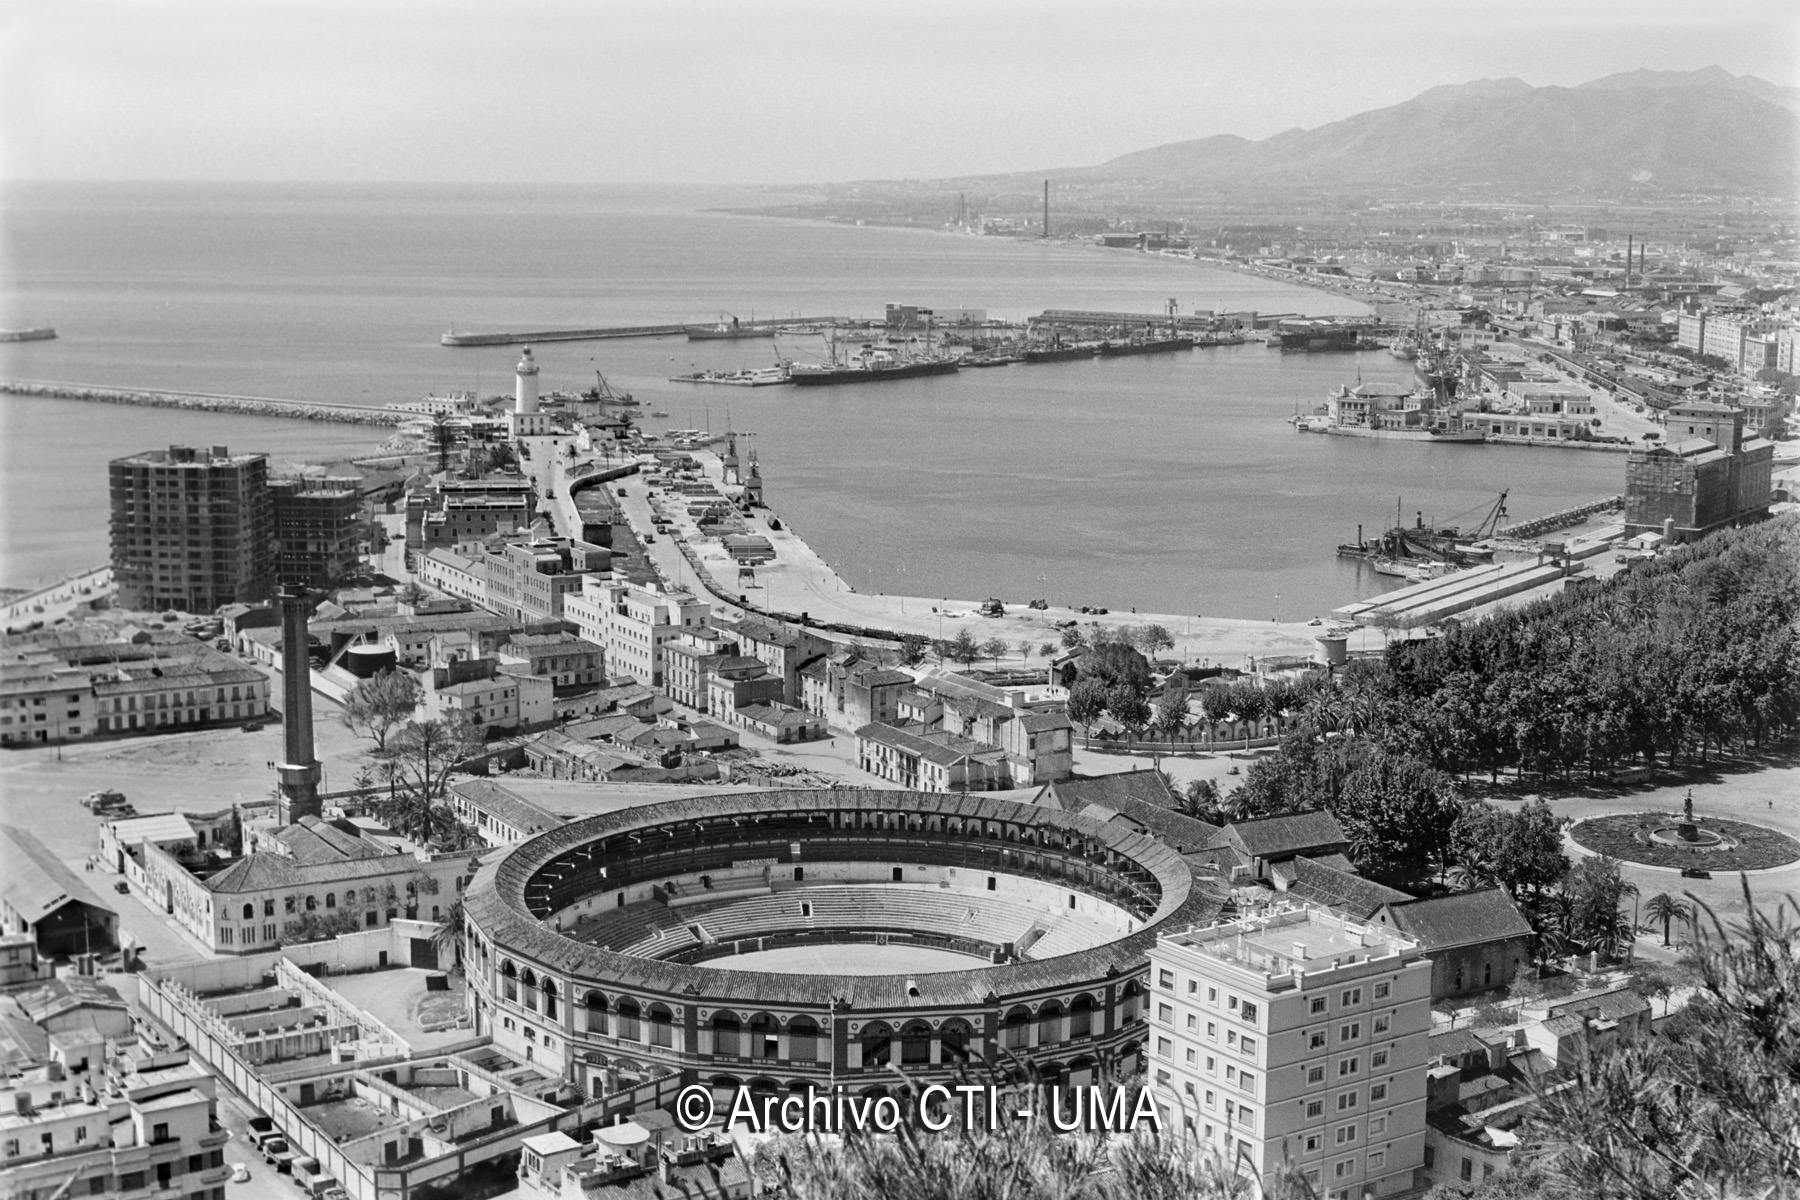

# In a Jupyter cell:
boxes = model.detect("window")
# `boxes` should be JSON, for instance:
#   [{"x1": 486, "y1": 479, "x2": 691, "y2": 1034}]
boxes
[
  {"x1": 1371, "y1": 1050, "x2": 1389, "y2": 1069},
  {"x1": 1241, "y1": 1036, "x2": 1257, "y2": 1057},
  {"x1": 1158, "y1": 1003, "x2": 1173, "y2": 1023},
  {"x1": 1227, "y1": 995, "x2": 1238, "y2": 1011},
  {"x1": 1206, "y1": 1055, "x2": 1217, "y2": 1075},
  {"x1": 1373, "y1": 1015, "x2": 1390, "y2": 1035},
  {"x1": 1226, "y1": 1065, "x2": 1236, "y2": 1083},
  {"x1": 1337, "y1": 1091, "x2": 1357, "y2": 1111},
  {"x1": 1186, "y1": 1015, "x2": 1197, "y2": 1030},
  {"x1": 1341, "y1": 988, "x2": 1361, "y2": 1006},
  {"x1": 1423, "y1": 1146, "x2": 1435, "y2": 1169},
  {"x1": 1310, "y1": 996, "x2": 1328, "y2": 1014},
  {"x1": 1304, "y1": 1170, "x2": 1322, "y2": 1192},
  {"x1": 2, "y1": 1139, "x2": 16, "y2": 1158},
  {"x1": 1334, "y1": 1159, "x2": 1354, "y2": 1180},
  {"x1": 1304, "y1": 1134, "x2": 1321, "y2": 1152},
  {"x1": 1307, "y1": 1065, "x2": 1326, "y2": 1084},
  {"x1": 1309, "y1": 1030, "x2": 1327, "y2": 1050},
  {"x1": 152, "y1": 1123, "x2": 169, "y2": 1144},
  {"x1": 1369, "y1": 1149, "x2": 1385, "y2": 1170},
  {"x1": 1305, "y1": 1099, "x2": 1324, "y2": 1118},
  {"x1": 1461, "y1": 1159, "x2": 1474, "y2": 1182},
  {"x1": 263, "y1": 899, "x2": 274, "y2": 917},
  {"x1": 1335, "y1": 1124, "x2": 1356, "y2": 1145},
  {"x1": 1207, "y1": 987, "x2": 1218, "y2": 1005},
  {"x1": 1207, "y1": 1021, "x2": 1218, "y2": 1041},
  {"x1": 1339, "y1": 1057, "x2": 1360, "y2": 1076},
  {"x1": 1239, "y1": 1071, "x2": 1255, "y2": 1093},
  {"x1": 1340, "y1": 1022, "x2": 1361, "y2": 1042},
  {"x1": 74, "y1": 1126, "x2": 88, "y2": 1144},
  {"x1": 1369, "y1": 1083, "x2": 1387, "y2": 1102},
  {"x1": 1226, "y1": 1030, "x2": 1237, "y2": 1047},
  {"x1": 1186, "y1": 1048, "x2": 1197, "y2": 1065},
  {"x1": 1373, "y1": 981, "x2": 1390, "y2": 1000},
  {"x1": 1158, "y1": 969, "x2": 1174, "y2": 990},
  {"x1": 1369, "y1": 1115, "x2": 1386, "y2": 1135},
  {"x1": 1187, "y1": 979, "x2": 1198, "y2": 995},
  {"x1": 1157, "y1": 1037, "x2": 1172, "y2": 1057},
  {"x1": 1205, "y1": 1089, "x2": 1216, "y2": 1110},
  {"x1": 1241, "y1": 1001, "x2": 1258, "y2": 1023}
]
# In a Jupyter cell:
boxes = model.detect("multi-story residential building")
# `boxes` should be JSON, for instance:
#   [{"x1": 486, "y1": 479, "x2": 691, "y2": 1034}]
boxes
[
  {"x1": 855, "y1": 721, "x2": 1009, "y2": 792},
  {"x1": 1146, "y1": 904, "x2": 1432, "y2": 1200},
  {"x1": 722, "y1": 615, "x2": 829, "y2": 706},
  {"x1": 0, "y1": 1038, "x2": 231, "y2": 1200},
  {"x1": 563, "y1": 579, "x2": 708, "y2": 690},
  {"x1": 660, "y1": 627, "x2": 741, "y2": 710},
  {"x1": 1676, "y1": 309, "x2": 1707, "y2": 354},
  {"x1": 110, "y1": 444, "x2": 275, "y2": 612},
  {"x1": 421, "y1": 658, "x2": 520, "y2": 733},
  {"x1": 417, "y1": 544, "x2": 491, "y2": 606},
  {"x1": 268, "y1": 475, "x2": 363, "y2": 589},
  {"x1": 482, "y1": 537, "x2": 611, "y2": 623},
  {"x1": 915, "y1": 672, "x2": 1075, "y2": 786},
  {"x1": 0, "y1": 634, "x2": 268, "y2": 747},
  {"x1": 496, "y1": 633, "x2": 605, "y2": 693},
  {"x1": 405, "y1": 478, "x2": 536, "y2": 554},
  {"x1": 800, "y1": 650, "x2": 914, "y2": 733},
  {"x1": 703, "y1": 656, "x2": 784, "y2": 724}
]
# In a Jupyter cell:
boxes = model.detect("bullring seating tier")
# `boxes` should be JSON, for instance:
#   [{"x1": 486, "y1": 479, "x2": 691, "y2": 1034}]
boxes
[{"x1": 575, "y1": 884, "x2": 1128, "y2": 962}]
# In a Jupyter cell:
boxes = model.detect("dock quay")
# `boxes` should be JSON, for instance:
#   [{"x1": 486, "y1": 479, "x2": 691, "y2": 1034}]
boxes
[
  {"x1": 1498, "y1": 495, "x2": 1623, "y2": 540},
  {"x1": 1, "y1": 379, "x2": 407, "y2": 425},
  {"x1": 440, "y1": 316, "x2": 847, "y2": 347},
  {"x1": 1334, "y1": 525, "x2": 1624, "y2": 630}
]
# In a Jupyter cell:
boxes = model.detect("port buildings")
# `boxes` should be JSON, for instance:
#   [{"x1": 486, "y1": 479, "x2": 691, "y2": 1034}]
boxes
[
  {"x1": 1, "y1": 825, "x2": 119, "y2": 956},
  {"x1": 0, "y1": 982, "x2": 232, "y2": 1200},
  {"x1": 110, "y1": 446, "x2": 369, "y2": 612},
  {"x1": 563, "y1": 579, "x2": 708, "y2": 692},
  {"x1": 405, "y1": 478, "x2": 537, "y2": 556},
  {"x1": 419, "y1": 535, "x2": 612, "y2": 625},
  {"x1": 1624, "y1": 400, "x2": 1774, "y2": 541},
  {"x1": 1147, "y1": 904, "x2": 1432, "y2": 1200}
]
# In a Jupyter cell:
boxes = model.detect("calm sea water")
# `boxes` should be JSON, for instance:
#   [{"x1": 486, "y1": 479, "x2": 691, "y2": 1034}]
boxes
[{"x1": 0, "y1": 182, "x2": 1623, "y2": 614}]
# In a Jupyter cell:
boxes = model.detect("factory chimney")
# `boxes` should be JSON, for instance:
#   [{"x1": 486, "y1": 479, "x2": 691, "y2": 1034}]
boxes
[
  {"x1": 1042, "y1": 180, "x2": 1049, "y2": 239},
  {"x1": 1626, "y1": 235, "x2": 1633, "y2": 286},
  {"x1": 276, "y1": 587, "x2": 323, "y2": 825}
]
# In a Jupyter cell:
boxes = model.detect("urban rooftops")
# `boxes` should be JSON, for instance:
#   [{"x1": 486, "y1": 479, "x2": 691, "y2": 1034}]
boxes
[{"x1": 1160, "y1": 902, "x2": 1419, "y2": 984}]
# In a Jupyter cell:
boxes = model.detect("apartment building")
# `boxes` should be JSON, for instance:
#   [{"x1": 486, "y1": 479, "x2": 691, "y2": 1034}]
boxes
[
  {"x1": 1146, "y1": 904, "x2": 1432, "y2": 1200},
  {"x1": 268, "y1": 476, "x2": 363, "y2": 589},
  {"x1": 563, "y1": 579, "x2": 709, "y2": 690},
  {"x1": 109, "y1": 444, "x2": 275, "y2": 612},
  {"x1": 483, "y1": 537, "x2": 612, "y2": 623}
]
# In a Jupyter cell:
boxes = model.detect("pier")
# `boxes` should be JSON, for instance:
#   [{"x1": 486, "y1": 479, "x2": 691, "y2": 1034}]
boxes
[
  {"x1": 1, "y1": 380, "x2": 407, "y2": 425},
  {"x1": 440, "y1": 315, "x2": 849, "y2": 347}
]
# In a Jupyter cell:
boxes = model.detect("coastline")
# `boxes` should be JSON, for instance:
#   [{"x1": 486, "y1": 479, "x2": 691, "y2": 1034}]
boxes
[{"x1": 608, "y1": 449, "x2": 1347, "y2": 668}]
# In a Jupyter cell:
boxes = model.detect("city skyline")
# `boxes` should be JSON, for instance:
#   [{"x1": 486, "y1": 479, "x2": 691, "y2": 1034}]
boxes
[{"x1": 2, "y1": 0, "x2": 1795, "y2": 185}]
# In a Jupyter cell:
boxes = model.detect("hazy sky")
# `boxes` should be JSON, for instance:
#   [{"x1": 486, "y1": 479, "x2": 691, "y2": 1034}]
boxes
[{"x1": 4, "y1": 0, "x2": 1796, "y2": 184}]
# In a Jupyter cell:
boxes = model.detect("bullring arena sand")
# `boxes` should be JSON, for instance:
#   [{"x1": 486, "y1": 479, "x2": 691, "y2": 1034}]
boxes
[{"x1": 709, "y1": 943, "x2": 995, "y2": 974}]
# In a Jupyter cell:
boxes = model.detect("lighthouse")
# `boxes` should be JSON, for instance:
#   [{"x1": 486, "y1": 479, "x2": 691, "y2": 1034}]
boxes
[{"x1": 509, "y1": 345, "x2": 551, "y2": 437}]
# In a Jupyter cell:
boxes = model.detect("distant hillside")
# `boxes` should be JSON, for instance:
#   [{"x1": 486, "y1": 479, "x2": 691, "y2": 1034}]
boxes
[{"x1": 1074, "y1": 67, "x2": 1797, "y2": 197}]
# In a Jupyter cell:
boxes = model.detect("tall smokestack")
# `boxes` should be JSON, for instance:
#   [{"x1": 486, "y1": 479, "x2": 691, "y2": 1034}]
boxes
[
  {"x1": 1626, "y1": 235, "x2": 1633, "y2": 286},
  {"x1": 1042, "y1": 180, "x2": 1049, "y2": 239},
  {"x1": 276, "y1": 587, "x2": 323, "y2": 825}
]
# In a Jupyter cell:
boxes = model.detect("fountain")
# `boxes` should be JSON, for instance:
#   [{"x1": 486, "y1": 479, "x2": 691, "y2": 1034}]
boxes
[{"x1": 1648, "y1": 791, "x2": 1727, "y2": 849}]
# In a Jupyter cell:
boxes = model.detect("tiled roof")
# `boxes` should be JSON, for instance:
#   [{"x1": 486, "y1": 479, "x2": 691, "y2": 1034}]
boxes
[
  {"x1": 858, "y1": 668, "x2": 916, "y2": 688},
  {"x1": 854, "y1": 721, "x2": 986, "y2": 768},
  {"x1": 737, "y1": 704, "x2": 819, "y2": 728},
  {"x1": 1216, "y1": 810, "x2": 1347, "y2": 858},
  {"x1": 203, "y1": 846, "x2": 463, "y2": 894},
  {"x1": 1378, "y1": 887, "x2": 1533, "y2": 950},
  {"x1": 1428, "y1": 1026, "x2": 1489, "y2": 1064},
  {"x1": 1019, "y1": 711, "x2": 1072, "y2": 733},
  {"x1": 1282, "y1": 856, "x2": 1412, "y2": 917},
  {"x1": 1034, "y1": 775, "x2": 1219, "y2": 853},
  {"x1": 450, "y1": 779, "x2": 563, "y2": 836},
  {"x1": 16, "y1": 978, "x2": 126, "y2": 1023},
  {"x1": 1534, "y1": 983, "x2": 1651, "y2": 1025}
]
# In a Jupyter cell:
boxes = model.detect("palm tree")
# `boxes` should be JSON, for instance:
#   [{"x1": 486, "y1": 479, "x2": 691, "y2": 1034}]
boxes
[{"x1": 1644, "y1": 893, "x2": 1688, "y2": 947}]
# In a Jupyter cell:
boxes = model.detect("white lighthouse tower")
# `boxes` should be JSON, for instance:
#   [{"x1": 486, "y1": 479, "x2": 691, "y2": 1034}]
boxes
[{"x1": 509, "y1": 345, "x2": 550, "y2": 437}]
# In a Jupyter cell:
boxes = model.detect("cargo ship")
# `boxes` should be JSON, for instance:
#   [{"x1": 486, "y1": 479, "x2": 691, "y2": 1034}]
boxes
[
  {"x1": 0, "y1": 326, "x2": 56, "y2": 344},
  {"x1": 789, "y1": 349, "x2": 960, "y2": 386},
  {"x1": 687, "y1": 315, "x2": 776, "y2": 342},
  {"x1": 1098, "y1": 334, "x2": 1195, "y2": 357}
]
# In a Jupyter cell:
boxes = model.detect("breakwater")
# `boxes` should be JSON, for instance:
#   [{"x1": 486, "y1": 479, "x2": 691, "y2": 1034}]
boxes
[
  {"x1": 1499, "y1": 495, "x2": 1624, "y2": 540},
  {"x1": 1, "y1": 380, "x2": 407, "y2": 425},
  {"x1": 440, "y1": 315, "x2": 849, "y2": 347}
]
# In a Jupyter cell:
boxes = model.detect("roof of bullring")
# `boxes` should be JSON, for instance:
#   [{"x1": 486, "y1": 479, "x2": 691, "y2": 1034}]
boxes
[{"x1": 465, "y1": 789, "x2": 1226, "y2": 1011}]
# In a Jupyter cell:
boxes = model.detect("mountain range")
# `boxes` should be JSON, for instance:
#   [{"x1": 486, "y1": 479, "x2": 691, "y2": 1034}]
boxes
[{"x1": 1040, "y1": 67, "x2": 1797, "y2": 198}]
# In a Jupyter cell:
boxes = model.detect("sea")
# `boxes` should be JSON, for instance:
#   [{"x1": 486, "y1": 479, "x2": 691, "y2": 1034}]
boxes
[{"x1": 0, "y1": 182, "x2": 1623, "y2": 617}]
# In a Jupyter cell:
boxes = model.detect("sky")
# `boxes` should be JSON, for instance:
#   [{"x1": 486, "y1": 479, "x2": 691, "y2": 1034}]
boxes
[{"x1": 2, "y1": 0, "x2": 1796, "y2": 185}]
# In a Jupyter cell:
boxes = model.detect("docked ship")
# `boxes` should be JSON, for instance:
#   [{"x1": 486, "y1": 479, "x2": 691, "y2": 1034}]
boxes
[
  {"x1": 960, "y1": 350, "x2": 1024, "y2": 367},
  {"x1": 669, "y1": 366, "x2": 792, "y2": 387},
  {"x1": 688, "y1": 315, "x2": 775, "y2": 342},
  {"x1": 1336, "y1": 494, "x2": 1507, "y2": 567},
  {"x1": 1023, "y1": 342, "x2": 1098, "y2": 363},
  {"x1": 1268, "y1": 319, "x2": 1372, "y2": 351},
  {"x1": 789, "y1": 346, "x2": 960, "y2": 386},
  {"x1": 0, "y1": 326, "x2": 56, "y2": 343},
  {"x1": 1097, "y1": 333, "x2": 1195, "y2": 356}
]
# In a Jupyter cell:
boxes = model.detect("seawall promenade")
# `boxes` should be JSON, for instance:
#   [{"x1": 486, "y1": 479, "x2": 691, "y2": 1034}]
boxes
[{"x1": 2, "y1": 380, "x2": 408, "y2": 425}]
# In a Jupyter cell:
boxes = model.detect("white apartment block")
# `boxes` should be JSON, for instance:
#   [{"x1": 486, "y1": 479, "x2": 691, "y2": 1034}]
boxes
[
  {"x1": 1146, "y1": 903, "x2": 1432, "y2": 1200},
  {"x1": 562, "y1": 578, "x2": 708, "y2": 690}
]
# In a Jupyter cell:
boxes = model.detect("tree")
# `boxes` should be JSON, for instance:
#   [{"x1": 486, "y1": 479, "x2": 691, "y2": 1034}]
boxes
[
  {"x1": 430, "y1": 898, "x2": 466, "y2": 974},
  {"x1": 1330, "y1": 748, "x2": 1460, "y2": 881},
  {"x1": 1127, "y1": 623, "x2": 1175, "y2": 662},
  {"x1": 1058, "y1": 625, "x2": 1086, "y2": 650},
  {"x1": 1529, "y1": 881, "x2": 1800, "y2": 1199},
  {"x1": 1644, "y1": 893, "x2": 1689, "y2": 947},
  {"x1": 1065, "y1": 678, "x2": 1108, "y2": 739},
  {"x1": 945, "y1": 628, "x2": 981, "y2": 667},
  {"x1": 1038, "y1": 642, "x2": 1057, "y2": 659},
  {"x1": 1180, "y1": 778, "x2": 1224, "y2": 822},
  {"x1": 1107, "y1": 683, "x2": 1152, "y2": 745},
  {"x1": 1017, "y1": 640, "x2": 1034, "y2": 664},
  {"x1": 1565, "y1": 854, "x2": 1633, "y2": 960},
  {"x1": 1152, "y1": 692, "x2": 1189, "y2": 746},
  {"x1": 282, "y1": 908, "x2": 361, "y2": 945},
  {"x1": 979, "y1": 637, "x2": 1010, "y2": 666},
  {"x1": 398, "y1": 580, "x2": 430, "y2": 607},
  {"x1": 341, "y1": 670, "x2": 423, "y2": 758},
  {"x1": 382, "y1": 714, "x2": 483, "y2": 846}
]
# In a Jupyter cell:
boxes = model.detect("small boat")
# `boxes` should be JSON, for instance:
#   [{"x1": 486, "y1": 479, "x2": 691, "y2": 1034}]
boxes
[
  {"x1": 960, "y1": 351, "x2": 1023, "y2": 368},
  {"x1": 688, "y1": 314, "x2": 775, "y2": 341},
  {"x1": 649, "y1": 410, "x2": 670, "y2": 418},
  {"x1": 0, "y1": 326, "x2": 56, "y2": 344}
]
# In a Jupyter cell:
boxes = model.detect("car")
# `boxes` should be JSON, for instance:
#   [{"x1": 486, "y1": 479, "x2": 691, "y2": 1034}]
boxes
[
  {"x1": 1308, "y1": 617, "x2": 1323, "y2": 626},
  {"x1": 241, "y1": 721, "x2": 264, "y2": 733},
  {"x1": 644, "y1": 535, "x2": 656, "y2": 544},
  {"x1": 231, "y1": 1163, "x2": 251, "y2": 1184},
  {"x1": 1680, "y1": 867, "x2": 1712, "y2": 880},
  {"x1": 113, "y1": 881, "x2": 130, "y2": 894}
]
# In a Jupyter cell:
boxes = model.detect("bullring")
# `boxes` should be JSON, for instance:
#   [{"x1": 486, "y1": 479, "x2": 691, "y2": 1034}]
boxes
[{"x1": 461, "y1": 789, "x2": 1226, "y2": 1100}]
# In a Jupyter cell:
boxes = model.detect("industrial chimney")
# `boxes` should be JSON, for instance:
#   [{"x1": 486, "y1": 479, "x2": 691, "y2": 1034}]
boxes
[
  {"x1": 276, "y1": 587, "x2": 323, "y2": 825},
  {"x1": 1042, "y1": 180, "x2": 1049, "y2": 239}
]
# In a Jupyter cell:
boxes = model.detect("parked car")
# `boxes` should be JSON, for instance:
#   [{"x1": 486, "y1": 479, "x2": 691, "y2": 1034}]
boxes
[
  {"x1": 113, "y1": 881, "x2": 130, "y2": 894},
  {"x1": 230, "y1": 1163, "x2": 251, "y2": 1184},
  {"x1": 1680, "y1": 867, "x2": 1712, "y2": 880}
]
